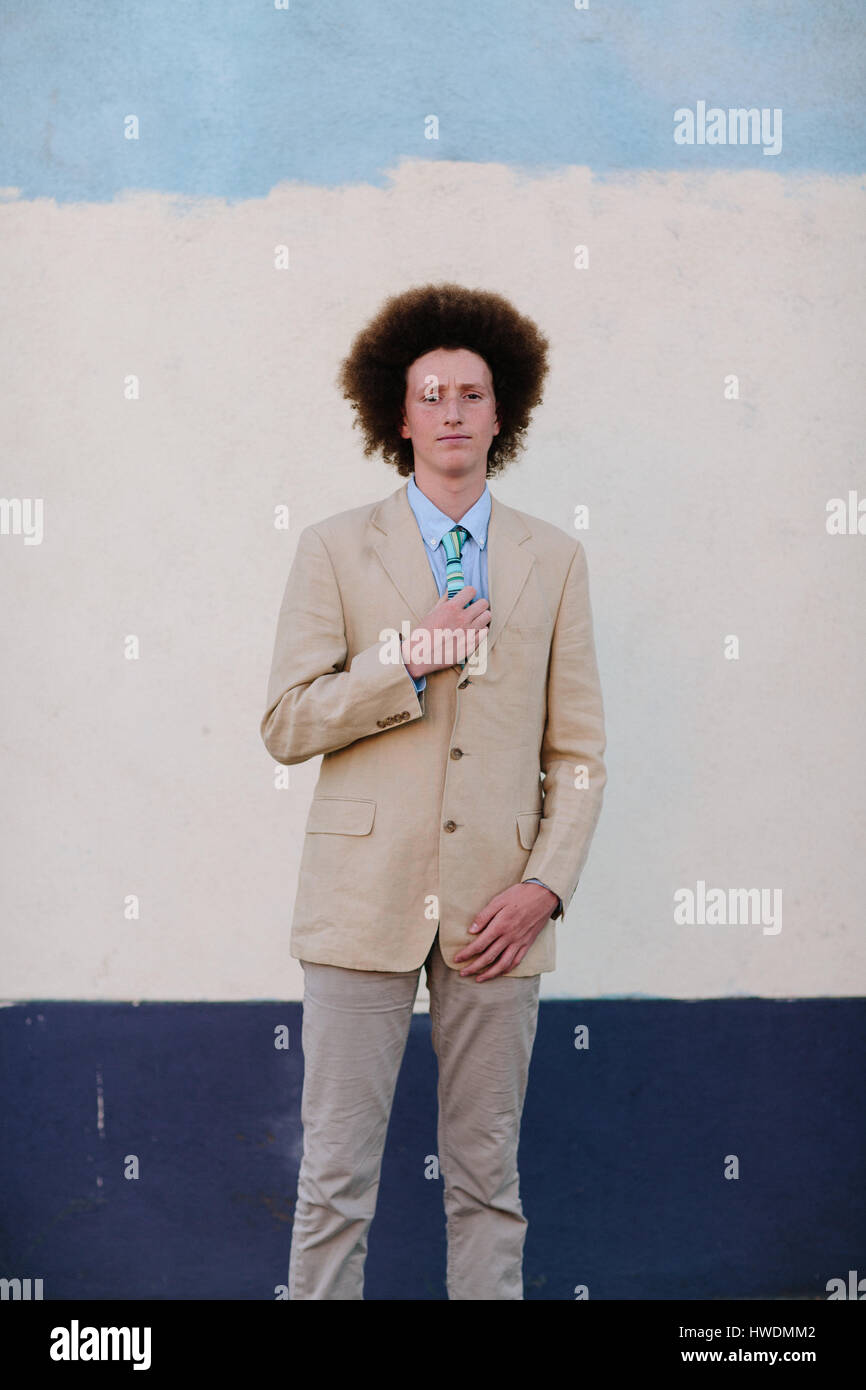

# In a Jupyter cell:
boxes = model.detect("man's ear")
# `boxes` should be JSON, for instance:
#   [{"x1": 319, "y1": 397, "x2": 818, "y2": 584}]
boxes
[{"x1": 399, "y1": 410, "x2": 410, "y2": 440}]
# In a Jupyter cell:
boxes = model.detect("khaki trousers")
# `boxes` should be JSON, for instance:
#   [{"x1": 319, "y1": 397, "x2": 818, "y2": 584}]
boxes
[{"x1": 288, "y1": 929, "x2": 541, "y2": 1300}]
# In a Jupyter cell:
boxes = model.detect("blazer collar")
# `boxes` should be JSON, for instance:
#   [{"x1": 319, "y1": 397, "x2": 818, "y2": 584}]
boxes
[{"x1": 369, "y1": 480, "x2": 534, "y2": 660}]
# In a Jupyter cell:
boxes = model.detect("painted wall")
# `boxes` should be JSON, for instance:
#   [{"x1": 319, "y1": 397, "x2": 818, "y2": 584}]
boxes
[
  {"x1": 3, "y1": 998, "x2": 864, "y2": 1299},
  {"x1": 2, "y1": 163, "x2": 864, "y2": 1001}
]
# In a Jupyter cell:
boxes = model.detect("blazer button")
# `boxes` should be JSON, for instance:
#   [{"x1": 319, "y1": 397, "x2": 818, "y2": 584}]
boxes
[
  {"x1": 443, "y1": 820, "x2": 457, "y2": 832},
  {"x1": 450, "y1": 748, "x2": 463, "y2": 759}
]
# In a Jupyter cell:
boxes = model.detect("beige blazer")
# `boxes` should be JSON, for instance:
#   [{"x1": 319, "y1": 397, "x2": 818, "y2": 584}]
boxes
[{"x1": 261, "y1": 480, "x2": 607, "y2": 976}]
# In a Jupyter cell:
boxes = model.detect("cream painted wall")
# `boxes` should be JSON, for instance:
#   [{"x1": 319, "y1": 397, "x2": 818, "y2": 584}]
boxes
[{"x1": 1, "y1": 161, "x2": 863, "y2": 1000}]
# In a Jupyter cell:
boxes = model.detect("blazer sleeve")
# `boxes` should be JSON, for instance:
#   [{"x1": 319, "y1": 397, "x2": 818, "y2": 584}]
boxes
[
  {"x1": 261, "y1": 525, "x2": 426, "y2": 766},
  {"x1": 519, "y1": 540, "x2": 607, "y2": 918}
]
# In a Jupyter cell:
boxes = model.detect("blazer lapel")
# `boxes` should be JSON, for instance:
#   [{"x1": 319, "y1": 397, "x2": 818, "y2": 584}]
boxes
[
  {"x1": 370, "y1": 484, "x2": 441, "y2": 626},
  {"x1": 484, "y1": 490, "x2": 535, "y2": 654}
]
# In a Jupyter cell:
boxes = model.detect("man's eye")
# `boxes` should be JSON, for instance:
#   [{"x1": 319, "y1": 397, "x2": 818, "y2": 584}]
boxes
[{"x1": 420, "y1": 391, "x2": 482, "y2": 401}]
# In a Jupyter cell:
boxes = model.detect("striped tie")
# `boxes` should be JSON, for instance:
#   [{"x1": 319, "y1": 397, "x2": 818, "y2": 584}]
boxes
[
  {"x1": 442, "y1": 525, "x2": 470, "y2": 668},
  {"x1": 442, "y1": 525, "x2": 469, "y2": 599}
]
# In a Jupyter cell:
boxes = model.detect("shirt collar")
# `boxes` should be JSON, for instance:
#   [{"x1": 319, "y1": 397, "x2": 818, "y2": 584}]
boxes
[{"x1": 407, "y1": 473, "x2": 490, "y2": 552}]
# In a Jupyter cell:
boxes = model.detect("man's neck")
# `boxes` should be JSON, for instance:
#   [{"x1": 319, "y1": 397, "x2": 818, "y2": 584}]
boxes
[{"x1": 411, "y1": 464, "x2": 487, "y2": 522}]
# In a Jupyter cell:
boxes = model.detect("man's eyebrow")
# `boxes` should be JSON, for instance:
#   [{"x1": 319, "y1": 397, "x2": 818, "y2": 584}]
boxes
[{"x1": 417, "y1": 381, "x2": 487, "y2": 392}]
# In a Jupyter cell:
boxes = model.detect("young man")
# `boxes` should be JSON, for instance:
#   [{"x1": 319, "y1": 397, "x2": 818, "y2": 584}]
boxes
[{"x1": 261, "y1": 282, "x2": 607, "y2": 1300}]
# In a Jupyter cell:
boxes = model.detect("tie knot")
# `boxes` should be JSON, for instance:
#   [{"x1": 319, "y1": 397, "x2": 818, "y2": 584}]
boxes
[{"x1": 445, "y1": 524, "x2": 469, "y2": 558}]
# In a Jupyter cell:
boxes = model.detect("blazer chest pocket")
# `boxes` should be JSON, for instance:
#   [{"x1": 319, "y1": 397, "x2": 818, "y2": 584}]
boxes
[
  {"x1": 499, "y1": 625, "x2": 551, "y2": 643},
  {"x1": 305, "y1": 797, "x2": 376, "y2": 836},
  {"x1": 516, "y1": 811, "x2": 542, "y2": 849}
]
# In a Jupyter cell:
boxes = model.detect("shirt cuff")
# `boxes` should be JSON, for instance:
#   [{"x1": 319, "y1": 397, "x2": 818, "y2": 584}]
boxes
[
  {"x1": 524, "y1": 878, "x2": 562, "y2": 919},
  {"x1": 403, "y1": 657, "x2": 426, "y2": 693}
]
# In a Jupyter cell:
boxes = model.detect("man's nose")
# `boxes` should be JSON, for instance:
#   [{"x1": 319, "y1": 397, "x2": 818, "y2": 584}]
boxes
[{"x1": 442, "y1": 392, "x2": 463, "y2": 421}]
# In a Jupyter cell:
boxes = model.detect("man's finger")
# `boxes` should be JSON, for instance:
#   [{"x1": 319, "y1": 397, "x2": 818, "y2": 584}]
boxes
[
  {"x1": 459, "y1": 938, "x2": 509, "y2": 976},
  {"x1": 453, "y1": 920, "x2": 502, "y2": 960},
  {"x1": 476, "y1": 944, "x2": 521, "y2": 983}
]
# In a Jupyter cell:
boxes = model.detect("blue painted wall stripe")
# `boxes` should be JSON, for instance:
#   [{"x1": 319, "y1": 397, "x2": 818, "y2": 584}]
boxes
[
  {"x1": 1, "y1": 0, "x2": 863, "y2": 202},
  {"x1": 2, "y1": 1000, "x2": 864, "y2": 1299}
]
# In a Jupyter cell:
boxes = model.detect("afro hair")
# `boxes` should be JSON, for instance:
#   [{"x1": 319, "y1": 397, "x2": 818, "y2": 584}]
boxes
[{"x1": 336, "y1": 282, "x2": 550, "y2": 477}]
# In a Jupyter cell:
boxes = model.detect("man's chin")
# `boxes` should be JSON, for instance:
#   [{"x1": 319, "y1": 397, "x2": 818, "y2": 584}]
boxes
[{"x1": 418, "y1": 451, "x2": 487, "y2": 476}]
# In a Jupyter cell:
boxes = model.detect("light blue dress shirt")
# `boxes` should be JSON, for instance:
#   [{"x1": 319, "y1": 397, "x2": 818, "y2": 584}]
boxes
[
  {"x1": 400, "y1": 473, "x2": 560, "y2": 916},
  {"x1": 405, "y1": 472, "x2": 489, "y2": 679}
]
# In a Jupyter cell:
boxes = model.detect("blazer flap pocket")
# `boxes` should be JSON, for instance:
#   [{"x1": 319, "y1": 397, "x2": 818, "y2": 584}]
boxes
[
  {"x1": 516, "y1": 811, "x2": 542, "y2": 850},
  {"x1": 499, "y1": 624, "x2": 551, "y2": 643},
  {"x1": 306, "y1": 797, "x2": 376, "y2": 836}
]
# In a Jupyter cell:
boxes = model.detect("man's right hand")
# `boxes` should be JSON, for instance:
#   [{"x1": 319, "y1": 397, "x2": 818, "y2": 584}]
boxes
[{"x1": 401, "y1": 586, "x2": 492, "y2": 678}]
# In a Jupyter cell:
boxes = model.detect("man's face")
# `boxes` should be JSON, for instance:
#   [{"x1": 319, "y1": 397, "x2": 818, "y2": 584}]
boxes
[{"x1": 399, "y1": 347, "x2": 500, "y2": 477}]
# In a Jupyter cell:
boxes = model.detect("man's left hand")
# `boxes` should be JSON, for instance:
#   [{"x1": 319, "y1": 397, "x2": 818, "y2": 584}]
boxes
[{"x1": 452, "y1": 882, "x2": 558, "y2": 982}]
